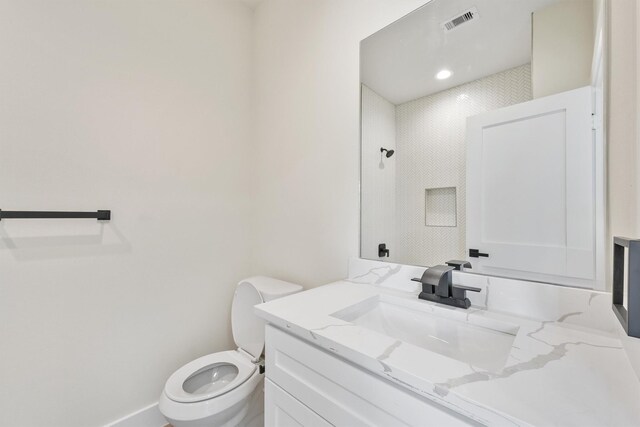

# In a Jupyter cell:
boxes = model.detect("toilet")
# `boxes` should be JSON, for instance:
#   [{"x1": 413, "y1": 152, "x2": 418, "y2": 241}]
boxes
[{"x1": 159, "y1": 276, "x2": 302, "y2": 427}]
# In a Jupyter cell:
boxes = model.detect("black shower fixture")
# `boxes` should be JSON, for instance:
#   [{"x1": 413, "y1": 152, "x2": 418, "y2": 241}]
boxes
[{"x1": 380, "y1": 147, "x2": 395, "y2": 158}]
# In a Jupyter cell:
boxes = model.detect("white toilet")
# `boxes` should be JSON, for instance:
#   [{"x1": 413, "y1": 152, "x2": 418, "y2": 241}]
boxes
[{"x1": 159, "y1": 276, "x2": 302, "y2": 427}]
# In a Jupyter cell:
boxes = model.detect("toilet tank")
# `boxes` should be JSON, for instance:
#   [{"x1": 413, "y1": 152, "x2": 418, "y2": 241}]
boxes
[{"x1": 238, "y1": 276, "x2": 303, "y2": 302}]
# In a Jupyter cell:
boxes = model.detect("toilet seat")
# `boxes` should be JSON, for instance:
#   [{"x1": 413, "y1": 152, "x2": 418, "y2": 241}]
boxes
[
  {"x1": 159, "y1": 277, "x2": 302, "y2": 427},
  {"x1": 164, "y1": 350, "x2": 257, "y2": 404}
]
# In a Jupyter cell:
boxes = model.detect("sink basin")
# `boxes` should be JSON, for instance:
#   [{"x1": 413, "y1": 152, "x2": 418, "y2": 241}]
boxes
[{"x1": 331, "y1": 295, "x2": 519, "y2": 372}]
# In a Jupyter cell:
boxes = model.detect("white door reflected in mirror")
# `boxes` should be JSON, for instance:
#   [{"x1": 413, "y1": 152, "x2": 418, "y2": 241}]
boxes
[{"x1": 360, "y1": 0, "x2": 605, "y2": 289}]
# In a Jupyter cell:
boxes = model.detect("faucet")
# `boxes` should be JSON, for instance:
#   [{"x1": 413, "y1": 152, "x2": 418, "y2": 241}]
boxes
[{"x1": 411, "y1": 262, "x2": 481, "y2": 309}]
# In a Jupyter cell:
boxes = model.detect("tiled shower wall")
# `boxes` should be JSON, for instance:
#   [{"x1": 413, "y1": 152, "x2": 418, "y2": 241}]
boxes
[
  {"x1": 361, "y1": 85, "x2": 396, "y2": 261},
  {"x1": 395, "y1": 64, "x2": 533, "y2": 266},
  {"x1": 361, "y1": 64, "x2": 532, "y2": 266}
]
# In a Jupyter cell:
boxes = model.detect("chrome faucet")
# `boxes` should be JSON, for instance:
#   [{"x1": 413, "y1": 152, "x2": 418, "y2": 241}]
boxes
[{"x1": 411, "y1": 262, "x2": 480, "y2": 309}]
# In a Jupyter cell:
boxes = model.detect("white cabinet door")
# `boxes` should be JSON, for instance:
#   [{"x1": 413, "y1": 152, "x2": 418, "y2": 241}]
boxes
[
  {"x1": 466, "y1": 86, "x2": 597, "y2": 287},
  {"x1": 265, "y1": 379, "x2": 332, "y2": 427},
  {"x1": 265, "y1": 325, "x2": 478, "y2": 427}
]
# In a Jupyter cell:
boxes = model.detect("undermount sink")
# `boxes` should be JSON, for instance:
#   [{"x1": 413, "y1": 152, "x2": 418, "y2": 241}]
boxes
[{"x1": 331, "y1": 295, "x2": 519, "y2": 372}]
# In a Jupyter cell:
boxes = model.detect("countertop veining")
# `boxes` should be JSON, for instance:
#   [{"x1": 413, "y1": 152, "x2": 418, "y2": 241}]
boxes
[{"x1": 255, "y1": 273, "x2": 640, "y2": 427}]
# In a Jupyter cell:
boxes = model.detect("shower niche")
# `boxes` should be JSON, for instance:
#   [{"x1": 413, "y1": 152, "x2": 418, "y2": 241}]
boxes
[{"x1": 424, "y1": 187, "x2": 457, "y2": 228}]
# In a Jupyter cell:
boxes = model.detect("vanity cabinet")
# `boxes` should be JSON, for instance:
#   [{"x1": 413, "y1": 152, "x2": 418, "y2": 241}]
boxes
[
  {"x1": 264, "y1": 325, "x2": 477, "y2": 427},
  {"x1": 265, "y1": 379, "x2": 332, "y2": 427}
]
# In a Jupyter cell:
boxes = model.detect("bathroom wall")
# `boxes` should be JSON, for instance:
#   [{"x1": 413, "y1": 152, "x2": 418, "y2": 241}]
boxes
[
  {"x1": 631, "y1": 0, "x2": 640, "y2": 381},
  {"x1": 251, "y1": 0, "x2": 429, "y2": 286},
  {"x1": 532, "y1": 0, "x2": 594, "y2": 98},
  {"x1": 360, "y1": 85, "x2": 397, "y2": 261},
  {"x1": 608, "y1": 0, "x2": 637, "y2": 246},
  {"x1": 395, "y1": 64, "x2": 532, "y2": 267},
  {"x1": 0, "y1": 1, "x2": 253, "y2": 425},
  {"x1": 606, "y1": 0, "x2": 640, "y2": 381}
]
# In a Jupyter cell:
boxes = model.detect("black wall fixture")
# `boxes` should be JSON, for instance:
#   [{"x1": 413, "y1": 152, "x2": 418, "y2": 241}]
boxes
[
  {"x1": 613, "y1": 236, "x2": 640, "y2": 338},
  {"x1": 380, "y1": 147, "x2": 395, "y2": 158},
  {"x1": 378, "y1": 243, "x2": 390, "y2": 258},
  {"x1": 0, "y1": 209, "x2": 111, "y2": 221},
  {"x1": 468, "y1": 248, "x2": 489, "y2": 258}
]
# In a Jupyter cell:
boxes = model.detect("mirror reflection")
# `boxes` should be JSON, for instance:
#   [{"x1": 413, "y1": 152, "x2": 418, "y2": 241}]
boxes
[{"x1": 360, "y1": 0, "x2": 605, "y2": 289}]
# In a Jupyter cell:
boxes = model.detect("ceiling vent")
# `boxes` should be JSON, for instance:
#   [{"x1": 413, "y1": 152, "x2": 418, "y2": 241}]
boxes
[{"x1": 441, "y1": 7, "x2": 479, "y2": 32}]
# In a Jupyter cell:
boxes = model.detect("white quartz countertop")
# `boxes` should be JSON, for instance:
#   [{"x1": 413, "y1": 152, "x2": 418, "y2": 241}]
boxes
[{"x1": 255, "y1": 280, "x2": 640, "y2": 427}]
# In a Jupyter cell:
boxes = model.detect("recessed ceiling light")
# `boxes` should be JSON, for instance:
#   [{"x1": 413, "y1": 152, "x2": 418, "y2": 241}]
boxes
[{"x1": 436, "y1": 69, "x2": 452, "y2": 80}]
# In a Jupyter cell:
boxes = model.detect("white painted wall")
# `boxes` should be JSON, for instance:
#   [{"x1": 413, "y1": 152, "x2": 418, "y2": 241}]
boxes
[
  {"x1": 0, "y1": 1, "x2": 434, "y2": 424},
  {"x1": 631, "y1": 0, "x2": 640, "y2": 381},
  {"x1": 251, "y1": 0, "x2": 429, "y2": 287},
  {"x1": 614, "y1": 0, "x2": 640, "y2": 382},
  {"x1": 0, "y1": 1, "x2": 253, "y2": 426},
  {"x1": 532, "y1": 0, "x2": 594, "y2": 98},
  {"x1": 360, "y1": 85, "x2": 396, "y2": 261},
  {"x1": 605, "y1": 0, "x2": 640, "y2": 381},
  {"x1": 607, "y1": 0, "x2": 637, "y2": 249}
]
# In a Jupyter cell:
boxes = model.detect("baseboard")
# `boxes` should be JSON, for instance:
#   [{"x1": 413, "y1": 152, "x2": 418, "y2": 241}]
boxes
[{"x1": 105, "y1": 402, "x2": 168, "y2": 427}]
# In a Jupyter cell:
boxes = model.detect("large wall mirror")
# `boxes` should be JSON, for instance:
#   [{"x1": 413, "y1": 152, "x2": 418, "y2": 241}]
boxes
[{"x1": 360, "y1": 0, "x2": 605, "y2": 289}]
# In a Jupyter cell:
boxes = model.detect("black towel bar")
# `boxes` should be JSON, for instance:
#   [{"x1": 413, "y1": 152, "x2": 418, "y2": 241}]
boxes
[{"x1": 0, "y1": 210, "x2": 111, "y2": 221}]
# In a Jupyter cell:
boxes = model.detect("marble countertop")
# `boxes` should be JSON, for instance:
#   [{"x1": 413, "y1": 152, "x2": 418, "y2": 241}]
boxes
[{"x1": 255, "y1": 274, "x2": 640, "y2": 426}]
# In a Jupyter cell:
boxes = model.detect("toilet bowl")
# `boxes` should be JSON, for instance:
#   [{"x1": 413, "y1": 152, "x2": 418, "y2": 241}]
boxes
[{"x1": 159, "y1": 276, "x2": 302, "y2": 427}]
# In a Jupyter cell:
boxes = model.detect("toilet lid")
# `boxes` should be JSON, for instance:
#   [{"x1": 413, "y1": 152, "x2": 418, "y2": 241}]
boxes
[{"x1": 231, "y1": 281, "x2": 265, "y2": 360}]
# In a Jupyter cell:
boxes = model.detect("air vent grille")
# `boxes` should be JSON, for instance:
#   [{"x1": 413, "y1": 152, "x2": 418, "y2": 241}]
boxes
[{"x1": 442, "y1": 7, "x2": 479, "y2": 32}]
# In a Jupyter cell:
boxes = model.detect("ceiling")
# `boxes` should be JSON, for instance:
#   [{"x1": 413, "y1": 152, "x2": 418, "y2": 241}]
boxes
[{"x1": 361, "y1": 0, "x2": 559, "y2": 105}]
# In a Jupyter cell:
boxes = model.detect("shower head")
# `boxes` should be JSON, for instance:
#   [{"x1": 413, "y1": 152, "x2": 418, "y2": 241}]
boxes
[{"x1": 380, "y1": 147, "x2": 395, "y2": 158}]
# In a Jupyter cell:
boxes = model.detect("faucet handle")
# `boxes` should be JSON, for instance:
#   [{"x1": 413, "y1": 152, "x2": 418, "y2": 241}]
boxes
[
  {"x1": 446, "y1": 260, "x2": 472, "y2": 271},
  {"x1": 451, "y1": 284, "x2": 481, "y2": 301},
  {"x1": 453, "y1": 284, "x2": 481, "y2": 292}
]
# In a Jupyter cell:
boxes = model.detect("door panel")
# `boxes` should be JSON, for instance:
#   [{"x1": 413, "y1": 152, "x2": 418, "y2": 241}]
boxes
[{"x1": 466, "y1": 86, "x2": 595, "y2": 284}]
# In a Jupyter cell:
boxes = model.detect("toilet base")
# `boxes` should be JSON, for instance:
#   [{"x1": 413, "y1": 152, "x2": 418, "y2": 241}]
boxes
[
  {"x1": 162, "y1": 378, "x2": 264, "y2": 427},
  {"x1": 239, "y1": 377, "x2": 264, "y2": 427}
]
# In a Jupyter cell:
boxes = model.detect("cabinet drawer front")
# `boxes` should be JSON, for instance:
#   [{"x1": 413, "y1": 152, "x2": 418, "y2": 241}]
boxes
[
  {"x1": 266, "y1": 325, "x2": 475, "y2": 427},
  {"x1": 265, "y1": 379, "x2": 332, "y2": 427}
]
